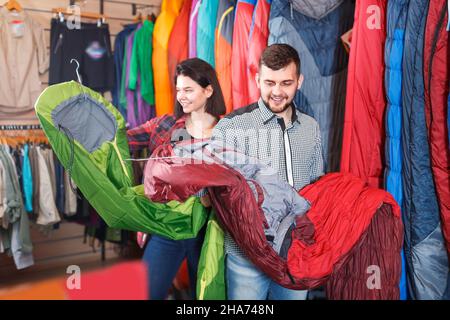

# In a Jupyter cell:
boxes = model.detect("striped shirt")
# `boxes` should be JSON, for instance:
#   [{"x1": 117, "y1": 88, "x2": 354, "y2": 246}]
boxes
[{"x1": 212, "y1": 98, "x2": 324, "y2": 257}]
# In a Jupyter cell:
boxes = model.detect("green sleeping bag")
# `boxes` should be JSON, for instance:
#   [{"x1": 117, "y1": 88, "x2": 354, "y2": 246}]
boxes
[
  {"x1": 34, "y1": 81, "x2": 207, "y2": 240},
  {"x1": 196, "y1": 211, "x2": 226, "y2": 300}
]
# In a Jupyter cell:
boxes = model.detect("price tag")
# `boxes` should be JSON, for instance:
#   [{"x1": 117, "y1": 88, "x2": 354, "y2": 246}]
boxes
[{"x1": 11, "y1": 20, "x2": 25, "y2": 38}]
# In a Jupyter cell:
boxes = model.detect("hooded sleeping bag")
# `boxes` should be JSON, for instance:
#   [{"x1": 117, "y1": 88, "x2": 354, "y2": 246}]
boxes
[
  {"x1": 145, "y1": 140, "x2": 403, "y2": 298},
  {"x1": 423, "y1": 0, "x2": 450, "y2": 257},
  {"x1": 34, "y1": 81, "x2": 208, "y2": 240},
  {"x1": 384, "y1": 0, "x2": 410, "y2": 300},
  {"x1": 340, "y1": 0, "x2": 386, "y2": 188},
  {"x1": 215, "y1": 0, "x2": 236, "y2": 114},
  {"x1": 268, "y1": 0, "x2": 354, "y2": 172},
  {"x1": 401, "y1": 0, "x2": 450, "y2": 300}
]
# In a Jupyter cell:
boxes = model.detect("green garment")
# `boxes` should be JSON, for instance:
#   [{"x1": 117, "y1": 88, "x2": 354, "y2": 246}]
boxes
[
  {"x1": 35, "y1": 81, "x2": 207, "y2": 239},
  {"x1": 196, "y1": 0, "x2": 220, "y2": 67},
  {"x1": 129, "y1": 20, "x2": 155, "y2": 105},
  {"x1": 196, "y1": 211, "x2": 226, "y2": 300},
  {"x1": 36, "y1": 81, "x2": 227, "y2": 298}
]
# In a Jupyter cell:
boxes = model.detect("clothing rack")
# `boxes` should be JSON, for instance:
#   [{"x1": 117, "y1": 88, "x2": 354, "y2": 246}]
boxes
[
  {"x1": 0, "y1": 124, "x2": 47, "y2": 144},
  {"x1": 130, "y1": 3, "x2": 159, "y2": 16},
  {"x1": 0, "y1": 124, "x2": 41, "y2": 131},
  {"x1": 68, "y1": 0, "x2": 159, "y2": 17}
]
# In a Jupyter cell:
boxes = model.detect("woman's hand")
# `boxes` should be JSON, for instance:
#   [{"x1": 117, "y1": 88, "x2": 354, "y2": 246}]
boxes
[{"x1": 200, "y1": 194, "x2": 211, "y2": 208}]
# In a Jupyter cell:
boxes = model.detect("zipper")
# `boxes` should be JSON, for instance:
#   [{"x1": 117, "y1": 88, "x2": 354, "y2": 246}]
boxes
[
  {"x1": 447, "y1": 0, "x2": 450, "y2": 31},
  {"x1": 103, "y1": 34, "x2": 111, "y2": 58},
  {"x1": 111, "y1": 136, "x2": 130, "y2": 180},
  {"x1": 54, "y1": 33, "x2": 63, "y2": 54},
  {"x1": 289, "y1": 0, "x2": 294, "y2": 20}
]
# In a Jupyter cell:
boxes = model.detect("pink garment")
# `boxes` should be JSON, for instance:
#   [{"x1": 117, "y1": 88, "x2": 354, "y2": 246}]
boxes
[{"x1": 188, "y1": 0, "x2": 201, "y2": 58}]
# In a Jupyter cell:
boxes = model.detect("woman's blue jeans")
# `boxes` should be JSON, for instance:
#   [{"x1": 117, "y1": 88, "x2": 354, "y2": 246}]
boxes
[{"x1": 143, "y1": 230, "x2": 205, "y2": 300}]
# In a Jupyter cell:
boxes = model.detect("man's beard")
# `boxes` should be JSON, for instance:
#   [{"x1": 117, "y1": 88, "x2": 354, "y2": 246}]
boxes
[{"x1": 263, "y1": 96, "x2": 293, "y2": 114}]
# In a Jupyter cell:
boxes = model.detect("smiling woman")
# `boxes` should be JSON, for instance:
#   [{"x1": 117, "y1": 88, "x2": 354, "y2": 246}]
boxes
[{"x1": 126, "y1": 57, "x2": 226, "y2": 300}]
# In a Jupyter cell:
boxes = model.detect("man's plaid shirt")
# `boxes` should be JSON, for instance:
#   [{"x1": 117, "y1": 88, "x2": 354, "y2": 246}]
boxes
[{"x1": 212, "y1": 98, "x2": 324, "y2": 257}]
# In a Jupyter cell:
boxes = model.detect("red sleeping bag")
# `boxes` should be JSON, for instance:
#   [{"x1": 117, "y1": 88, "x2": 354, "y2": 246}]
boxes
[
  {"x1": 144, "y1": 143, "x2": 402, "y2": 298},
  {"x1": 232, "y1": 0, "x2": 256, "y2": 110},
  {"x1": 423, "y1": 0, "x2": 450, "y2": 255},
  {"x1": 340, "y1": 0, "x2": 387, "y2": 189},
  {"x1": 247, "y1": 0, "x2": 271, "y2": 104}
]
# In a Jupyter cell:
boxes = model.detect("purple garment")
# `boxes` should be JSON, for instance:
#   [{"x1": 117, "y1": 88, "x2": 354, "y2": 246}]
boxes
[
  {"x1": 136, "y1": 74, "x2": 154, "y2": 125},
  {"x1": 125, "y1": 26, "x2": 154, "y2": 128},
  {"x1": 189, "y1": 0, "x2": 201, "y2": 58}
]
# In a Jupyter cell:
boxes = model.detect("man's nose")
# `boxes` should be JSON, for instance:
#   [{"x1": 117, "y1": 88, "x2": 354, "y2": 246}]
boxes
[{"x1": 272, "y1": 84, "x2": 283, "y2": 96}]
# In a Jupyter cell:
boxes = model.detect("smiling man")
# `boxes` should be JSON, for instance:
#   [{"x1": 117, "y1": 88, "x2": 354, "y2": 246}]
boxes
[{"x1": 212, "y1": 43, "x2": 324, "y2": 300}]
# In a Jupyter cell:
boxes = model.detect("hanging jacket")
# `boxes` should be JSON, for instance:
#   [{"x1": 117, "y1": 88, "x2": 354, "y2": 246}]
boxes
[
  {"x1": 197, "y1": 0, "x2": 220, "y2": 67},
  {"x1": 35, "y1": 147, "x2": 60, "y2": 226},
  {"x1": 215, "y1": 0, "x2": 236, "y2": 114},
  {"x1": 129, "y1": 20, "x2": 156, "y2": 107},
  {"x1": 189, "y1": 0, "x2": 201, "y2": 58},
  {"x1": 22, "y1": 144, "x2": 33, "y2": 213},
  {"x1": 153, "y1": 0, "x2": 184, "y2": 116},
  {"x1": 247, "y1": 0, "x2": 271, "y2": 103},
  {"x1": 168, "y1": 0, "x2": 192, "y2": 96},
  {"x1": 232, "y1": 0, "x2": 256, "y2": 110},
  {"x1": 423, "y1": 0, "x2": 450, "y2": 256},
  {"x1": 118, "y1": 29, "x2": 133, "y2": 115},
  {"x1": 402, "y1": 0, "x2": 449, "y2": 300},
  {"x1": 0, "y1": 159, "x2": 5, "y2": 222},
  {"x1": 29, "y1": 145, "x2": 40, "y2": 215},
  {"x1": 269, "y1": 0, "x2": 354, "y2": 172},
  {"x1": 126, "y1": 28, "x2": 152, "y2": 128},
  {"x1": 384, "y1": 0, "x2": 410, "y2": 300},
  {"x1": 112, "y1": 23, "x2": 139, "y2": 114},
  {"x1": 119, "y1": 25, "x2": 154, "y2": 128},
  {"x1": 0, "y1": 7, "x2": 49, "y2": 119}
]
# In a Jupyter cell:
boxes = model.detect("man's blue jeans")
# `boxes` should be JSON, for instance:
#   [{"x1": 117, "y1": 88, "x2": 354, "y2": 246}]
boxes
[{"x1": 226, "y1": 253, "x2": 308, "y2": 300}]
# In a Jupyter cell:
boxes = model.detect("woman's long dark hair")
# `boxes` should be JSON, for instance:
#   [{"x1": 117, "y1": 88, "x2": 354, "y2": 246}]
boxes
[{"x1": 174, "y1": 58, "x2": 226, "y2": 120}]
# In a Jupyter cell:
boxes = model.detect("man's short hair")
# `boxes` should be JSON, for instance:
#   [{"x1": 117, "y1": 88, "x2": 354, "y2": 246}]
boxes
[{"x1": 259, "y1": 44, "x2": 301, "y2": 76}]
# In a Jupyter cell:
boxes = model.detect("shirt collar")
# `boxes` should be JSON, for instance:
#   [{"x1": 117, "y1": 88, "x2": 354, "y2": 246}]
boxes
[
  {"x1": 175, "y1": 115, "x2": 188, "y2": 127},
  {"x1": 258, "y1": 98, "x2": 301, "y2": 126}
]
